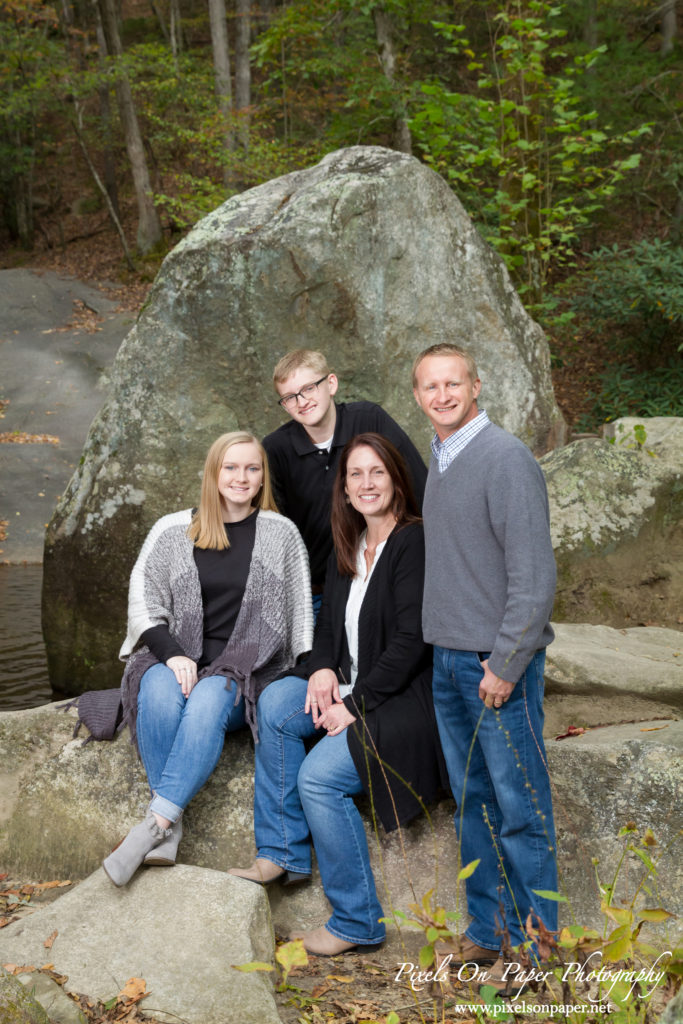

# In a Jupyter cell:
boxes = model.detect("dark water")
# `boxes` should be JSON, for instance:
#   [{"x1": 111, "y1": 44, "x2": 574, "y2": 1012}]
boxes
[{"x1": 0, "y1": 564, "x2": 55, "y2": 711}]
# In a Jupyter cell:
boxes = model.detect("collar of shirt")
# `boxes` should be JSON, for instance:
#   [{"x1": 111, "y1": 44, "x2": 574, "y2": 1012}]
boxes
[{"x1": 431, "y1": 410, "x2": 490, "y2": 473}]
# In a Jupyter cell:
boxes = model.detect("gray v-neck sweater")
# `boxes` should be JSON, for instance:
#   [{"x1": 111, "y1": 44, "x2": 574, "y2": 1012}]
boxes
[{"x1": 422, "y1": 422, "x2": 556, "y2": 683}]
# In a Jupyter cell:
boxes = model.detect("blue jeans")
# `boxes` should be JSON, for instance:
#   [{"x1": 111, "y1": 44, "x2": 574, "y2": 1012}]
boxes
[
  {"x1": 432, "y1": 647, "x2": 557, "y2": 951},
  {"x1": 137, "y1": 663, "x2": 246, "y2": 822},
  {"x1": 254, "y1": 675, "x2": 385, "y2": 945}
]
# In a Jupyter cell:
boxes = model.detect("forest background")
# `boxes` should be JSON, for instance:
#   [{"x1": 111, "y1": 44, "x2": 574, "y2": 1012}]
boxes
[{"x1": 1, "y1": 0, "x2": 681, "y2": 432}]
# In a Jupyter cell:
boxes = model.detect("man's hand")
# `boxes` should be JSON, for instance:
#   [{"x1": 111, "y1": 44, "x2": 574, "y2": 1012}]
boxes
[
  {"x1": 318, "y1": 702, "x2": 356, "y2": 736},
  {"x1": 306, "y1": 668, "x2": 341, "y2": 725},
  {"x1": 167, "y1": 655, "x2": 198, "y2": 697},
  {"x1": 479, "y1": 659, "x2": 514, "y2": 709}
]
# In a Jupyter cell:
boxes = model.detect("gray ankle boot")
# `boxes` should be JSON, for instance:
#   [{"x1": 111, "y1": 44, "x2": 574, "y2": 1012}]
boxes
[
  {"x1": 103, "y1": 809, "x2": 171, "y2": 886},
  {"x1": 144, "y1": 814, "x2": 183, "y2": 866}
]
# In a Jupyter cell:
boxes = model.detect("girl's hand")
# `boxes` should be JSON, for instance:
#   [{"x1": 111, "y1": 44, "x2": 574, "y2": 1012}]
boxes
[
  {"x1": 167, "y1": 656, "x2": 198, "y2": 697},
  {"x1": 306, "y1": 668, "x2": 341, "y2": 725},
  {"x1": 318, "y1": 702, "x2": 356, "y2": 736}
]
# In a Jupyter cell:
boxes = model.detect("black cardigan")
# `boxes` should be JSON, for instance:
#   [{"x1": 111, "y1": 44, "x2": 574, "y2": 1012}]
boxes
[{"x1": 295, "y1": 521, "x2": 447, "y2": 831}]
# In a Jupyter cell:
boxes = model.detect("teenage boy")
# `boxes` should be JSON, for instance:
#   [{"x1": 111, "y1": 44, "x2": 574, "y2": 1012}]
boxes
[
  {"x1": 263, "y1": 349, "x2": 427, "y2": 609},
  {"x1": 412, "y1": 343, "x2": 557, "y2": 991}
]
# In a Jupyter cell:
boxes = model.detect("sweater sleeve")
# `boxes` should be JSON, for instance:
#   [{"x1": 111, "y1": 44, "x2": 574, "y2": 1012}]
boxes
[
  {"x1": 119, "y1": 511, "x2": 195, "y2": 660},
  {"x1": 343, "y1": 526, "x2": 428, "y2": 716},
  {"x1": 278, "y1": 517, "x2": 315, "y2": 663},
  {"x1": 486, "y1": 447, "x2": 556, "y2": 683}
]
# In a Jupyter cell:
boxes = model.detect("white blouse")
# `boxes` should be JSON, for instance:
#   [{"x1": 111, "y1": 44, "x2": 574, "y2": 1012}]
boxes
[{"x1": 342, "y1": 531, "x2": 387, "y2": 697}]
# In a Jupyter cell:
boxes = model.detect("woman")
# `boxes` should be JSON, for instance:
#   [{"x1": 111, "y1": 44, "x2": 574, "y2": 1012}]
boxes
[
  {"x1": 230, "y1": 433, "x2": 446, "y2": 954},
  {"x1": 103, "y1": 431, "x2": 313, "y2": 886}
]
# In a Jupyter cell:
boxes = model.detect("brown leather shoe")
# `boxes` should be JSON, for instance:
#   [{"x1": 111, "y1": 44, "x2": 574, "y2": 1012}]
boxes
[
  {"x1": 289, "y1": 926, "x2": 383, "y2": 956},
  {"x1": 477, "y1": 956, "x2": 532, "y2": 997},
  {"x1": 434, "y1": 936, "x2": 498, "y2": 967},
  {"x1": 228, "y1": 858, "x2": 309, "y2": 887}
]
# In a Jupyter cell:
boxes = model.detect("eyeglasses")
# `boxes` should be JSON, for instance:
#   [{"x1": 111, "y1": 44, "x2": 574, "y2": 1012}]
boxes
[{"x1": 278, "y1": 375, "x2": 330, "y2": 409}]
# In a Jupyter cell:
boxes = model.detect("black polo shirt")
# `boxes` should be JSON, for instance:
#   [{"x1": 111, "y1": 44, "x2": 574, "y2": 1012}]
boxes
[{"x1": 263, "y1": 401, "x2": 427, "y2": 586}]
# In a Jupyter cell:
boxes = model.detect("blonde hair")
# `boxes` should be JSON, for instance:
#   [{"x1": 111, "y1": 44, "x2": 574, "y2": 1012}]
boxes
[
  {"x1": 412, "y1": 344, "x2": 479, "y2": 387},
  {"x1": 273, "y1": 349, "x2": 331, "y2": 390},
  {"x1": 187, "y1": 431, "x2": 278, "y2": 550}
]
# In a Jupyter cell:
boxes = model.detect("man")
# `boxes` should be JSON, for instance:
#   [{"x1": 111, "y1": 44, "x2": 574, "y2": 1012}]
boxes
[
  {"x1": 412, "y1": 343, "x2": 558, "y2": 988},
  {"x1": 263, "y1": 349, "x2": 427, "y2": 612}
]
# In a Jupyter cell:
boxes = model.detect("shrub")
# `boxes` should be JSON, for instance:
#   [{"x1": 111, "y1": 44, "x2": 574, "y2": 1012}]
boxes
[{"x1": 570, "y1": 239, "x2": 683, "y2": 361}]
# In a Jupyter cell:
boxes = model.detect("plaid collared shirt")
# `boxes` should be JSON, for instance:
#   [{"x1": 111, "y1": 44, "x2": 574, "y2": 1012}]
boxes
[{"x1": 431, "y1": 410, "x2": 490, "y2": 473}]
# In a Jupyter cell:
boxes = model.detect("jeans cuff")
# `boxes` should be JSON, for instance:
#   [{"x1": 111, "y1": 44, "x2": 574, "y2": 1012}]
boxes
[
  {"x1": 150, "y1": 793, "x2": 183, "y2": 822},
  {"x1": 326, "y1": 921, "x2": 386, "y2": 946},
  {"x1": 465, "y1": 929, "x2": 500, "y2": 953}
]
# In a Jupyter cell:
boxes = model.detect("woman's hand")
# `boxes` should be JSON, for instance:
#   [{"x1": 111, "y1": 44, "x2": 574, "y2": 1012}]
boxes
[
  {"x1": 318, "y1": 702, "x2": 356, "y2": 736},
  {"x1": 305, "y1": 668, "x2": 341, "y2": 725},
  {"x1": 167, "y1": 656, "x2": 198, "y2": 698}
]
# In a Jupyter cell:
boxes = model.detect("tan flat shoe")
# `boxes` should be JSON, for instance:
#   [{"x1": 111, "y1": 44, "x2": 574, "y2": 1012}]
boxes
[
  {"x1": 289, "y1": 926, "x2": 383, "y2": 956},
  {"x1": 228, "y1": 858, "x2": 309, "y2": 887}
]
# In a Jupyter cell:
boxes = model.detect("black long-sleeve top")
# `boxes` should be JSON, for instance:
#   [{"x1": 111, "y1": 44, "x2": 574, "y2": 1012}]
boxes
[{"x1": 263, "y1": 401, "x2": 427, "y2": 586}]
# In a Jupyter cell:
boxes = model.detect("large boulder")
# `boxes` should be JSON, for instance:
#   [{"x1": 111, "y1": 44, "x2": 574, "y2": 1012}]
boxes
[
  {"x1": 546, "y1": 720, "x2": 683, "y2": 933},
  {"x1": 542, "y1": 417, "x2": 682, "y2": 629},
  {"x1": 0, "y1": 867, "x2": 280, "y2": 1024},
  {"x1": 1, "y1": 693, "x2": 680, "y2": 936},
  {"x1": 42, "y1": 145, "x2": 565, "y2": 694},
  {"x1": 0, "y1": 967, "x2": 51, "y2": 1024},
  {"x1": 0, "y1": 704, "x2": 461, "y2": 943}
]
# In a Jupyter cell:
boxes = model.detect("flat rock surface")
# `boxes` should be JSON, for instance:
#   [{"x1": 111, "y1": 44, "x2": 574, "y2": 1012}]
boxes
[
  {"x1": 0, "y1": 268, "x2": 133, "y2": 563},
  {"x1": 546, "y1": 622, "x2": 683, "y2": 710},
  {"x1": 0, "y1": 866, "x2": 280, "y2": 1024}
]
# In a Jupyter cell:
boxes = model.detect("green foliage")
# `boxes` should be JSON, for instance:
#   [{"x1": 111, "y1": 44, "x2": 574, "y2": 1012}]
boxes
[
  {"x1": 393, "y1": 826, "x2": 679, "y2": 1023},
  {"x1": 409, "y1": 1, "x2": 649, "y2": 302},
  {"x1": 577, "y1": 363, "x2": 683, "y2": 430},
  {"x1": 570, "y1": 240, "x2": 683, "y2": 357}
]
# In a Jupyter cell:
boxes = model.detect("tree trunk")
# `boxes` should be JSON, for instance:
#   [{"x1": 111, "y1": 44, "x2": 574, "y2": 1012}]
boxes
[
  {"x1": 208, "y1": 0, "x2": 234, "y2": 165},
  {"x1": 149, "y1": 0, "x2": 170, "y2": 44},
  {"x1": 14, "y1": 128, "x2": 35, "y2": 249},
  {"x1": 372, "y1": 6, "x2": 412, "y2": 154},
  {"x1": 170, "y1": 0, "x2": 184, "y2": 60},
  {"x1": 95, "y1": 5, "x2": 121, "y2": 220},
  {"x1": 97, "y1": 0, "x2": 163, "y2": 253},
  {"x1": 72, "y1": 103, "x2": 135, "y2": 270},
  {"x1": 583, "y1": 0, "x2": 598, "y2": 49},
  {"x1": 234, "y1": 0, "x2": 251, "y2": 148},
  {"x1": 660, "y1": 0, "x2": 677, "y2": 56}
]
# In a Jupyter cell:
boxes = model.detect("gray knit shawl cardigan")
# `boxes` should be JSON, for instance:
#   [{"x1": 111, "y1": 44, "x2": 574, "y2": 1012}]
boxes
[{"x1": 119, "y1": 508, "x2": 313, "y2": 745}]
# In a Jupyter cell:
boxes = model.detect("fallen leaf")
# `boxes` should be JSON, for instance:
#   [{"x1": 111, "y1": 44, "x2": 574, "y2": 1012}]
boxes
[
  {"x1": 555, "y1": 725, "x2": 586, "y2": 740},
  {"x1": 640, "y1": 724, "x2": 670, "y2": 732},
  {"x1": 44, "y1": 930, "x2": 57, "y2": 949},
  {"x1": 0, "y1": 916, "x2": 19, "y2": 929},
  {"x1": 118, "y1": 977, "x2": 148, "y2": 1003},
  {"x1": 31, "y1": 881, "x2": 72, "y2": 891},
  {"x1": 3, "y1": 964, "x2": 36, "y2": 974},
  {"x1": 0, "y1": 432, "x2": 60, "y2": 445},
  {"x1": 326, "y1": 974, "x2": 354, "y2": 983},
  {"x1": 311, "y1": 981, "x2": 333, "y2": 998}
]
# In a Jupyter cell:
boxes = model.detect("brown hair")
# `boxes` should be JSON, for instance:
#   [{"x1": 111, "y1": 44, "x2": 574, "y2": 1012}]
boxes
[
  {"x1": 187, "y1": 431, "x2": 278, "y2": 550},
  {"x1": 330, "y1": 433, "x2": 421, "y2": 577},
  {"x1": 411, "y1": 344, "x2": 479, "y2": 387},
  {"x1": 272, "y1": 349, "x2": 331, "y2": 389}
]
